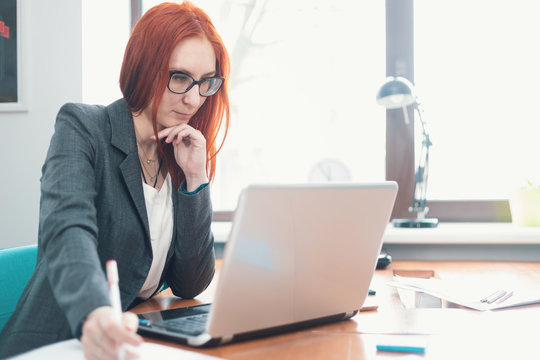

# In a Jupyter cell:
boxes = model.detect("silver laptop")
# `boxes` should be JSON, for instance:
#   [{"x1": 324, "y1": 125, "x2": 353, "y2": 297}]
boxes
[{"x1": 137, "y1": 182, "x2": 398, "y2": 347}]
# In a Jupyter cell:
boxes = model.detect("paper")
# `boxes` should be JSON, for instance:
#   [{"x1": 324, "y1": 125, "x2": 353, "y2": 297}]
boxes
[
  {"x1": 11, "y1": 339, "x2": 224, "y2": 360},
  {"x1": 387, "y1": 276, "x2": 540, "y2": 311}
]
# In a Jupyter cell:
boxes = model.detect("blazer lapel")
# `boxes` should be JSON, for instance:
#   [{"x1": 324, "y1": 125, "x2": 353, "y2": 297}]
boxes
[{"x1": 107, "y1": 99, "x2": 150, "y2": 237}]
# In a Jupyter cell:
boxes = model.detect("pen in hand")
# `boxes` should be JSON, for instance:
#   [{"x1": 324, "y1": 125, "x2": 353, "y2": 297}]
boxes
[{"x1": 107, "y1": 259, "x2": 126, "y2": 360}]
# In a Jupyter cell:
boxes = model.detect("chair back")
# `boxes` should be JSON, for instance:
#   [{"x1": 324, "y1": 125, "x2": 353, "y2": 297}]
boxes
[{"x1": 0, "y1": 245, "x2": 38, "y2": 331}]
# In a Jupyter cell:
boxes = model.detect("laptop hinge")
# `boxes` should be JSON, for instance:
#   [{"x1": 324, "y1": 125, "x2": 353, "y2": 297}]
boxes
[{"x1": 220, "y1": 335, "x2": 234, "y2": 344}]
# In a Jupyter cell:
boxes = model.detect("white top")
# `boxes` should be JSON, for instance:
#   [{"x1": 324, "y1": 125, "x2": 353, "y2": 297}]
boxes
[{"x1": 137, "y1": 173, "x2": 174, "y2": 299}]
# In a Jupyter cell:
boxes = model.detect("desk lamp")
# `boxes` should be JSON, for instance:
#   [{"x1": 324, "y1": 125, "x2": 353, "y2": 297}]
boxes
[{"x1": 376, "y1": 76, "x2": 438, "y2": 228}]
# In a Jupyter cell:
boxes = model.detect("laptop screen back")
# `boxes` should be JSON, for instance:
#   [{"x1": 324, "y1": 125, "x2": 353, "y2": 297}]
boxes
[{"x1": 207, "y1": 182, "x2": 397, "y2": 338}]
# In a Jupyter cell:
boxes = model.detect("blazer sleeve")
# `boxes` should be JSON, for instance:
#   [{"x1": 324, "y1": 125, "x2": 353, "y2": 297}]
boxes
[
  {"x1": 39, "y1": 103, "x2": 110, "y2": 337},
  {"x1": 164, "y1": 183, "x2": 216, "y2": 299}
]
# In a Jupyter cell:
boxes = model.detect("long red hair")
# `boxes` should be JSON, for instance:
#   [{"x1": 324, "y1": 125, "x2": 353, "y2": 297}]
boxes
[{"x1": 120, "y1": 2, "x2": 230, "y2": 188}]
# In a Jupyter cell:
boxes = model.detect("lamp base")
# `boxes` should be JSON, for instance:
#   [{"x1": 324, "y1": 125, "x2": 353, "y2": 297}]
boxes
[{"x1": 392, "y1": 218, "x2": 439, "y2": 228}]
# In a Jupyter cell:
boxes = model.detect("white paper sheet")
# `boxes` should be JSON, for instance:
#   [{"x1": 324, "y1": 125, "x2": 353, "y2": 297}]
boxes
[
  {"x1": 11, "y1": 339, "x2": 223, "y2": 360},
  {"x1": 387, "y1": 276, "x2": 540, "y2": 311}
]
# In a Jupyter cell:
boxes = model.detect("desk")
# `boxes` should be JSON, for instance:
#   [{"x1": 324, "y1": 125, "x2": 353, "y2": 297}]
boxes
[{"x1": 132, "y1": 261, "x2": 540, "y2": 359}]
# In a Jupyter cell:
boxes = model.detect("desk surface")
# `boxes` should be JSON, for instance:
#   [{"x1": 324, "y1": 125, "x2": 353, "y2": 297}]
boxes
[{"x1": 132, "y1": 261, "x2": 540, "y2": 359}]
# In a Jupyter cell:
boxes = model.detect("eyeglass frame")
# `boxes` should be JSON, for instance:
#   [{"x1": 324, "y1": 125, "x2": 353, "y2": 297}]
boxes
[{"x1": 167, "y1": 70, "x2": 224, "y2": 97}]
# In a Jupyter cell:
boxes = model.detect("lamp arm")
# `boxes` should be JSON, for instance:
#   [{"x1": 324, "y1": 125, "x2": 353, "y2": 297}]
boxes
[{"x1": 410, "y1": 101, "x2": 432, "y2": 218}]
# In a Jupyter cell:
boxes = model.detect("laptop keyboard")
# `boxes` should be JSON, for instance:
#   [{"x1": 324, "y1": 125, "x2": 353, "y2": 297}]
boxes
[{"x1": 152, "y1": 313, "x2": 209, "y2": 336}]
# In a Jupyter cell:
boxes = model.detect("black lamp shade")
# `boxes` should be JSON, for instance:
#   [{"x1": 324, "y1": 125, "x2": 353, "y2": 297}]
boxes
[{"x1": 376, "y1": 76, "x2": 416, "y2": 109}]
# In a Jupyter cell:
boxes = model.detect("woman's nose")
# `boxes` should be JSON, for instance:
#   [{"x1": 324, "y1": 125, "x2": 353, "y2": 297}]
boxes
[{"x1": 182, "y1": 84, "x2": 201, "y2": 107}]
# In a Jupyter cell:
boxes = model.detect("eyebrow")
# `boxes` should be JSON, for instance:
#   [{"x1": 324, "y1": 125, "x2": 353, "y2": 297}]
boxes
[{"x1": 170, "y1": 69, "x2": 217, "y2": 78}]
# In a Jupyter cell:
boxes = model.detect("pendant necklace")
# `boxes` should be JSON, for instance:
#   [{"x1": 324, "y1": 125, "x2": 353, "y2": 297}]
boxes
[
  {"x1": 137, "y1": 140, "x2": 156, "y2": 165},
  {"x1": 139, "y1": 157, "x2": 163, "y2": 188},
  {"x1": 134, "y1": 125, "x2": 156, "y2": 165},
  {"x1": 135, "y1": 128, "x2": 161, "y2": 187}
]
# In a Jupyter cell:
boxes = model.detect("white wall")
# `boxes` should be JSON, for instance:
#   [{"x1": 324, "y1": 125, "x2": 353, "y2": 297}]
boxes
[
  {"x1": 0, "y1": 0, "x2": 82, "y2": 248},
  {"x1": 82, "y1": 0, "x2": 129, "y2": 105}
]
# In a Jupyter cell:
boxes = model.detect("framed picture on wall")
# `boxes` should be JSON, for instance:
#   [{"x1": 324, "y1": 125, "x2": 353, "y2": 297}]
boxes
[{"x1": 0, "y1": 0, "x2": 25, "y2": 112}]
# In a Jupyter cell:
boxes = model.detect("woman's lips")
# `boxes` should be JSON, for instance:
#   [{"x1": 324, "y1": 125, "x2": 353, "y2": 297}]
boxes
[{"x1": 173, "y1": 110, "x2": 192, "y2": 119}]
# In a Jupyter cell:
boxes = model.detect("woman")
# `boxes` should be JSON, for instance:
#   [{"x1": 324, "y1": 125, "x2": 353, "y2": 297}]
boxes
[{"x1": 0, "y1": 2, "x2": 230, "y2": 359}]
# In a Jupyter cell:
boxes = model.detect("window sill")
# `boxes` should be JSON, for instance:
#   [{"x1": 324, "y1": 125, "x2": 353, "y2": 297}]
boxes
[
  {"x1": 213, "y1": 222, "x2": 540, "y2": 245},
  {"x1": 212, "y1": 221, "x2": 540, "y2": 261},
  {"x1": 383, "y1": 222, "x2": 540, "y2": 245}
]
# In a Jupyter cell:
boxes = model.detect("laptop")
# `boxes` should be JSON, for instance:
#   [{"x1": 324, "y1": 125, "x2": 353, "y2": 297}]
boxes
[{"x1": 137, "y1": 182, "x2": 398, "y2": 347}]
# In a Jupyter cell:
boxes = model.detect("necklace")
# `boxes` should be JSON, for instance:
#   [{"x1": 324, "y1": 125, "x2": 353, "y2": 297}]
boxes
[
  {"x1": 139, "y1": 154, "x2": 157, "y2": 180},
  {"x1": 137, "y1": 145, "x2": 159, "y2": 181},
  {"x1": 134, "y1": 124, "x2": 161, "y2": 187},
  {"x1": 139, "y1": 158, "x2": 163, "y2": 188},
  {"x1": 137, "y1": 140, "x2": 157, "y2": 164},
  {"x1": 134, "y1": 124, "x2": 156, "y2": 164}
]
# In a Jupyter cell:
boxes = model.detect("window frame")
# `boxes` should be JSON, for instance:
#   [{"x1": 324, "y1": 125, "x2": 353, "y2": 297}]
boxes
[{"x1": 131, "y1": 0, "x2": 142, "y2": 29}]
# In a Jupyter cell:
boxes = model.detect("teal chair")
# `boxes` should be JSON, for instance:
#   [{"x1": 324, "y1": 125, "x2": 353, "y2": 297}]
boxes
[{"x1": 0, "y1": 245, "x2": 38, "y2": 332}]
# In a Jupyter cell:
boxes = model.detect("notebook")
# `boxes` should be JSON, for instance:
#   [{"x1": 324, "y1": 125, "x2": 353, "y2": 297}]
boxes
[{"x1": 137, "y1": 182, "x2": 398, "y2": 347}]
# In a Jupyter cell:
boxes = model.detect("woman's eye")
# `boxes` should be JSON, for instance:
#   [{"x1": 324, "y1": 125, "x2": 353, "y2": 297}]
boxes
[{"x1": 172, "y1": 74, "x2": 190, "y2": 82}]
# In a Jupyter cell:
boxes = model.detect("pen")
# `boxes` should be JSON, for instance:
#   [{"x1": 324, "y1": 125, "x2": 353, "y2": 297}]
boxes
[
  {"x1": 496, "y1": 291, "x2": 514, "y2": 304},
  {"x1": 480, "y1": 290, "x2": 506, "y2": 304},
  {"x1": 106, "y1": 260, "x2": 125, "y2": 360}
]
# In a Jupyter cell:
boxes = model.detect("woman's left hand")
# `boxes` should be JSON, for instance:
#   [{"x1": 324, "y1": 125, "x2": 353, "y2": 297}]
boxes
[{"x1": 153, "y1": 124, "x2": 208, "y2": 191}]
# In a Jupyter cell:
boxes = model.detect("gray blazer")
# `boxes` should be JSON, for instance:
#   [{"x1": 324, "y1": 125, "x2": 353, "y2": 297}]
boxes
[{"x1": 0, "y1": 99, "x2": 215, "y2": 358}]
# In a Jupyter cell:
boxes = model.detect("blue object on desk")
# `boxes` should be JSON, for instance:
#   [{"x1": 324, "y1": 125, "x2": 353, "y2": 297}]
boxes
[
  {"x1": 376, "y1": 335, "x2": 428, "y2": 354},
  {"x1": 376, "y1": 343, "x2": 426, "y2": 354}
]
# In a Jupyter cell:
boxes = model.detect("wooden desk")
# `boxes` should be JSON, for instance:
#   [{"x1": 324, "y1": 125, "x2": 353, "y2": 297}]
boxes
[{"x1": 132, "y1": 261, "x2": 540, "y2": 359}]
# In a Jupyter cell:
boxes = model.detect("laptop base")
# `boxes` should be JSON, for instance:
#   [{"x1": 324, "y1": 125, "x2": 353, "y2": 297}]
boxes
[{"x1": 137, "y1": 304, "x2": 358, "y2": 347}]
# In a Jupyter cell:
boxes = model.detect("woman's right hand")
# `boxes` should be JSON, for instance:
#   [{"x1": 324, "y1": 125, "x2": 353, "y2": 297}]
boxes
[{"x1": 81, "y1": 306, "x2": 143, "y2": 360}]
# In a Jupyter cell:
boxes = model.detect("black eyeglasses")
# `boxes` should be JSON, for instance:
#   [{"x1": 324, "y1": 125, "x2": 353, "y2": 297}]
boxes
[{"x1": 167, "y1": 70, "x2": 224, "y2": 97}]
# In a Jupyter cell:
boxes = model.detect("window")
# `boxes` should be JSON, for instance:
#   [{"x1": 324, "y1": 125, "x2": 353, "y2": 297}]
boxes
[
  {"x1": 93, "y1": 1, "x2": 531, "y2": 222},
  {"x1": 386, "y1": 0, "x2": 540, "y2": 222},
  {"x1": 414, "y1": 0, "x2": 540, "y2": 202}
]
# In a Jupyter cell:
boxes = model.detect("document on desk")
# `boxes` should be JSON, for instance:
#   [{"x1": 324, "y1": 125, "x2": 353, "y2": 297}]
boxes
[
  {"x1": 11, "y1": 339, "x2": 224, "y2": 360},
  {"x1": 387, "y1": 276, "x2": 540, "y2": 311}
]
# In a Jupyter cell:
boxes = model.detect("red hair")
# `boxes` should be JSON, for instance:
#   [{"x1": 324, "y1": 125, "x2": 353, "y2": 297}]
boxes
[{"x1": 120, "y1": 1, "x2": 230, "y2": 188}]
